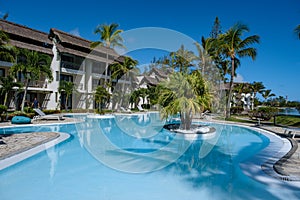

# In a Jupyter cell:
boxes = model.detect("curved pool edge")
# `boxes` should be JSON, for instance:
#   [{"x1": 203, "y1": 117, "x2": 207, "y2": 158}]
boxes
[
  {"x1": 237, "y1": 125, "x2": 300, "y2": 189},
  {"x1": 0, "y1": 132, "x2": 70, "y2": 170}
]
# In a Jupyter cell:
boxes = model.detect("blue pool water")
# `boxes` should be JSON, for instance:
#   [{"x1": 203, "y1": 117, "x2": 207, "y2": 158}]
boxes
[{"x1": 0, "y1": 113, "x2": 299, "y2": 200}]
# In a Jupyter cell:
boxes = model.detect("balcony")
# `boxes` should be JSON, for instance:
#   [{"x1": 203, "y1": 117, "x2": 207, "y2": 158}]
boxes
[{"x1": 28, "y1": 80, "x2": 48, "y2": 88}]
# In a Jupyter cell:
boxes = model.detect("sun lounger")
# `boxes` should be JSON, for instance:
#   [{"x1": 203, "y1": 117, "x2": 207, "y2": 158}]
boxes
[
  {"x1": 33, "y1": 108, "x2": 64, "y2": 121},
  {"x1": 120, "y1": 107, "x2": 132, "y2": 113},
  {"x1": 284, "y1": 127, "x2": 300, "y2": 139},
  {"x1": 137, "y1": 105, "x2": 145, "y2": 112}
]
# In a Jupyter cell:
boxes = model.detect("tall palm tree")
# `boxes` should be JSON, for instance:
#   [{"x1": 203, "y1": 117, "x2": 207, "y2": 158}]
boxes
[
  {"x1": 94, "y1": 85, "x2": 111, "y2": 114},
  {"x1": 110, "y1": 56, "x2": 138, "y2": 108},
  {"x1": 194, "y1": 42, "x2": 212, "y2": 75},
  {"x1": 110, "y1": 56, "x2": 138, "y2": 84},
  {"x1": 170, "y1": 45, "x2": 196, "y2": 73},
  {"x1": 158, "y1": 71, "x2": 211, "y2": 130},
  {"x1": 250, "y1": 81, "x2": 265, "y2": 109},
  {"x1": 262, "y1": 89, "x2": 275, "y2": 104},
  {"x1": 58, "y1": 80, "x2": 77, "y2": 110},
  {"x1": 0, "y1": 75, "x2": 22, "y2": 106},
  {"x1": 0, "y1": 30, "x2": 15, "y2": 62},
  {"x1": 218, "y1": 23, "x2": 260, "y2": 119},
  {"x1": 91, "y1": 23, "x2": 124, "y2": 49},
  {"x1": 10, "y1": 49, "x2": 53, "y2": 112},
  {"x1": 295, "y1": 24, "x2": 300, "y2": 39}
]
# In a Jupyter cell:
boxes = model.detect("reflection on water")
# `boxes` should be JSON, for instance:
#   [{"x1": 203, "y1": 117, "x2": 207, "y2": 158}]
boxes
[{"x1": 279, "y1": 107, "x2": 300, "y2": 116}]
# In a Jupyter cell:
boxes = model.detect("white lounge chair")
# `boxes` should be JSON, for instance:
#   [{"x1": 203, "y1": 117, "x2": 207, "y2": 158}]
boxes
[
  {"x1": 284, "y1": 127, "x2": 300, "y2": 139},
  {"x1": 137, "y1": 105, "x2": 145, "y2": 112},
  {"x1": 120, "y1": 107, "x2": 132, "y2": 113},
  {"x1": 33, "y1": 108, "x2": 64, "y2": 121}
]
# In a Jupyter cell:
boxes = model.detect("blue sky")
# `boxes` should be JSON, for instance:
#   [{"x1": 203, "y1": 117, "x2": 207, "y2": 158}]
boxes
[{"x1": 1, "y1": 0, "x2": 300, "y2": 101}]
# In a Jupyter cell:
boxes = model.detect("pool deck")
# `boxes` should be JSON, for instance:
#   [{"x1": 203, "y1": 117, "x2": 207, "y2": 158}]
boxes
[{"x1": 0, "y1": 115, "x2": 300, "y2": 185}]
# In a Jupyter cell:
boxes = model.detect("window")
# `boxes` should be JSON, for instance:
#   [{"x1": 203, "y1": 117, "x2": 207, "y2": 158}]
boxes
[
  {"x1": 56, "y1": 71, "x2": 59, "y2": 81},
  {"x1": 60, "y1": 74, "x2": 73, "y2": 82},
  {"x1": 92, "y1": 61, "x2": 106, "y2": 74},
  {"x1": 0, "y1": 68, "x2": 5, "y2": 77},
  {"x1": 61, "y1": 55, "x2": 74, "y2": 63}
]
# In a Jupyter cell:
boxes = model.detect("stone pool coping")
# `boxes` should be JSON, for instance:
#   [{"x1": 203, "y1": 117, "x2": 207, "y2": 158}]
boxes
[
  {"x1": 0, "y1": 132, "x2": 70, "y2": 170},
  {"x1": 236, "y1": 125, "x2": 300, "y2": 189}
]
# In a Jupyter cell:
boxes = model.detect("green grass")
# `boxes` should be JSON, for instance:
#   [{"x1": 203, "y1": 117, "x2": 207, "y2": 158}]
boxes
[{"x1": 275, "y1": 116, "x2": 300, "y2": 127}]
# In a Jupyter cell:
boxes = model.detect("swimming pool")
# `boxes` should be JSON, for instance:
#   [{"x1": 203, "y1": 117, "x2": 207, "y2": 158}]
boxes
[{"x1": 0, "y1": 113, "x2": 299, "y2": 200}]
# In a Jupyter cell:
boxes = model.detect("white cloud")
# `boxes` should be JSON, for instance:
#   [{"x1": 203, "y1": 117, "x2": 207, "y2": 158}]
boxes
[
  {"x1": 69, "y1": 28, "x2": 80, "y2": 37},
  {"x1": 233, "y1": 74, "x2": 244, "y2": 83}
]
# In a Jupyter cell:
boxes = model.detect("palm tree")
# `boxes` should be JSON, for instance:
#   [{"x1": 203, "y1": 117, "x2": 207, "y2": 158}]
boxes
[
  {"x1": 295, "y1": 24, "x2": 300, "y2": 39},
  {"x1": 110, "y1": 56, "x2": 138, "y2": 84},
  {"x1": 91, "y1": 23, "x2": 124, "y2": 49},
  {"x1": 262, "y1": 89, "x2": 275, "y2": 104},
  {"x1": 10, "y1": 49, "x2": 53, "y2": 112},
  {"x1": 0, "y1": 30, "x2": 15, "y2": 62},
  {"x1": 194, "y1": 42, "x2": 212, "y2": 75},
  {"x1": 0, "y1": 75, "x2": 22, "y2": 106},
  {"x1": 158, "y1": 71, "x2": 211, "y2": 130},
  {"x1": 218, "y1": 23, "x2": 260, "y2": 119},
  {"x1": 250, "y1": 81, "x2": 265, "y2": 109},
  {"x1": 58, "y1": 80, "x2": 77, "y2": 110},
  {"x1": 110, "y1": 56, "x2": 138, "y2": 108},
  {"x1": 94, "y1": 85, "x2": 111, "y2": 114},
  {"x1": 170, "y1": 45, "x2": 196, "y2": 73}
]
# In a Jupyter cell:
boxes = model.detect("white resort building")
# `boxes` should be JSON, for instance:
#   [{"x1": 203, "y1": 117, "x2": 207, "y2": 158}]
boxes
[{"x1": 0, "y1": 19, "x2": 122, "y2": 110}]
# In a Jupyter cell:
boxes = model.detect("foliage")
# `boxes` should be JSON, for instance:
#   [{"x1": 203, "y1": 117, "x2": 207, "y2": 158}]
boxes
[
  {"x1": 0, "y1": 30, "x2": 15, "y2": 62},
  {"x1": 170, "y1": 45, "x2": 196, "y2": 73},
  {"x1": 248, "y1": 106, "x2": 278, "y2": 121},
  {"x1": 0, "y1": 75, "x2": 23, "y2": 106},
  {"x1": 9, "y1": 49, "x2": 53, "y2": 112},
  {"x1": 158, "y1": 71, "x2": 211, "y2": 130},
  {"x1": 294, "y1": 24, "x2": 300, "y2": 39},
  {"x1": 275, "y1": 115, "x2": 300, "y2": 128},
  {"x1": 0, "y1": 104, "x2": 7, "y2": 114},
  {"x1": 42, "y1": 109, "x2": 61, "y2": 114},
  {"x1": 58, "y1": 80, "x2": 77, "y2": 110},
  {"x1": 217, "y1": 23, "x2": 260, "y2": 119},
  {"x1": 94, "y1": 85, "x2": 111, "y2": 114},
  {"x1": 91, "y1": 23, "x2": 124, "y2": 48},
  {"x1": 230, "y1": 106, "x2": 244, "y2": 115},
  {"x1": 7, "y1": 111, "x2": 35, "y2": 120},
  {"x1": 23, "y1": 106, "x2": 34, "y2": 113}
]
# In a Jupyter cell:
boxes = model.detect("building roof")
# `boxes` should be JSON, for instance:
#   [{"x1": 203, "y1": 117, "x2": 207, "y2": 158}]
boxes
[
  {"x1": 49, "y1": 28, "x2": 120, "y2": 62},
  {"x1": 149, "y1": 67, "x2": 169, "y2": 78},
  {"x1": 140, "y1": 75, "x2": 159, "y2": 86},
  {"x1": 0, "y1": 19, "x2": 53, "y2": 55}
]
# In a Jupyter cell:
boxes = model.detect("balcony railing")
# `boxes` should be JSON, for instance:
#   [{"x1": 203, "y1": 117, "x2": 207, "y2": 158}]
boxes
[{"x1": 28, "y1": 80, "x2": 48, "y2": 88}]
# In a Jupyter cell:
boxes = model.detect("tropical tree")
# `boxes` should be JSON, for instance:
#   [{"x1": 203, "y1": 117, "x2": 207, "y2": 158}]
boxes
[
  {"x1": 0, "y1": 29, "x2": 15, "y2": 62},
  {"x1": 250, "y1": 81, "x2": 265, "y2": 108},
  {"x1": 262, "y1": 89, "x2": 275, "y2": 104},
  {"x1": 110, "y1": 56, "x2": 138, "y2": 108},
  {"x1": 10, "y1": 49, "x2": 53, "y2": 112},
  {"x1": 158, "y1": 71, "x2": 211, "y2": 130},
  {"x1": 91, "y1": 23, "x2": 124, "y2": 49},
  {"x1": 170, "y1": 45, "x2": 196, "y2": 73},
  {"x1": 94, "y1": 85, "x2": 111, "y2": 114},
  {"x1": 295, "y1": 24, "x2": 300, "y2": 39},
  {"x1": 218, "y1": 23, "x2": 260, "y2": 119},
  {"x1": 0, "y1": 75, "x2": 22, "y2": 106},
  {"x1": 58, "y1": 80, "x2": 77, "y2": 110}
]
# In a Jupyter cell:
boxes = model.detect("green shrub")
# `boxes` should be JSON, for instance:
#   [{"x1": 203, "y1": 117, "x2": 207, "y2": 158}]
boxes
[
  {"x1": 7, "y1": 111, "x2": 35, "y2": 120},
  {"x1": 24, "y1": 106, "x2": 34, "y2": 113},
  {"x1": 249, "y1": 106, "x2": 278, "y2": 121},
  {"x1": 42, "y1": 109, "x2": 61, "y2": 115},
  {"x1": 230, "y1": 106, "x2": 244, "y2": 115},
  {"x1": 0, "y1": 104, "x2": 7, "y2": 114}
]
